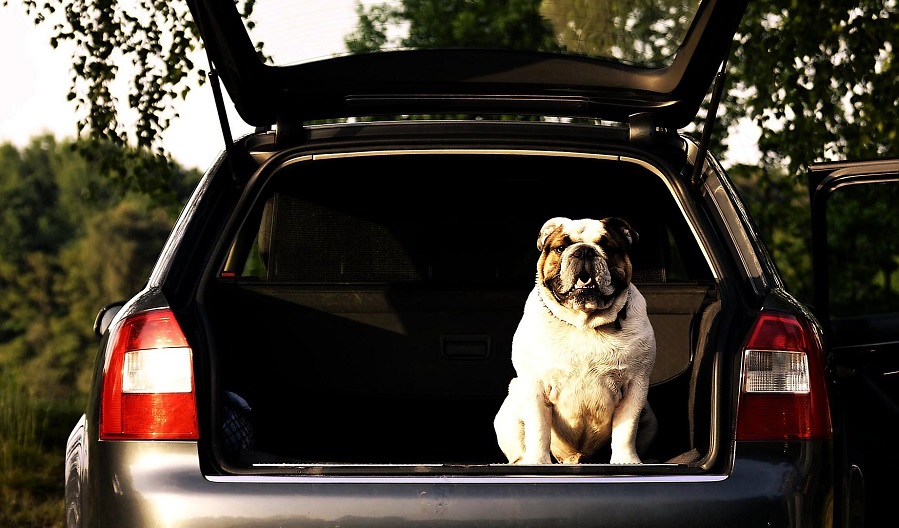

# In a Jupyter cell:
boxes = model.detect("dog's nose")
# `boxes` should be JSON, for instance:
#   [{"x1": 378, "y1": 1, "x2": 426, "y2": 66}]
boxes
[{"x1": 571, "y1": 245, "x2": 596, "y2": 259}]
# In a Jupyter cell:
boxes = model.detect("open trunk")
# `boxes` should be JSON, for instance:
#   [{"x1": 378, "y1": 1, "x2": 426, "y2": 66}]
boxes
[{"x1": 200, "y1": 149, "x2": 723, "y2": 471}]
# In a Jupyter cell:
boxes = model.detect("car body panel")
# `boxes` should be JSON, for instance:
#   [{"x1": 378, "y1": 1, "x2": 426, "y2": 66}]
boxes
[{"x1": 79, "y1": 441, "x2": 832, "y2": 527}]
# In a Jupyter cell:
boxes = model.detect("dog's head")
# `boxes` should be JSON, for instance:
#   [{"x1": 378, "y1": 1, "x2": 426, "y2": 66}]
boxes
[{"x1": 535, "y1": 217, "x2": 638, "y2": 328}]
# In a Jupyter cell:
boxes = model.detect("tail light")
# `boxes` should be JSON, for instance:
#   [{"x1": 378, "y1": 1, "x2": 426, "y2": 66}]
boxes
[
  {"x1": 100, "y1": 308, "x2": 199, "y2": 440},
  {"x1": 735, "y1": 311, "x2": 832, "y2": 441}
]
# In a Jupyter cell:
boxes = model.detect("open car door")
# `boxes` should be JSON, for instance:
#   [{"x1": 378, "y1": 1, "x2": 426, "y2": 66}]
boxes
[{"x1": 808, "y1": 158, "x2": 899, "y2": 520}]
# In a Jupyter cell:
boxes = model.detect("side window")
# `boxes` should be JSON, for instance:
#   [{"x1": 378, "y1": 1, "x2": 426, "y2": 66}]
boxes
[
  {"x1": 257, "y1": 195, "x2": 422, "y2": 283},
  {"x1": 822, "y1": 179, "x2": 899, "y2": 343},
  {"x1": 239, "y1": 235, "x2": 267, "y2": 279}
]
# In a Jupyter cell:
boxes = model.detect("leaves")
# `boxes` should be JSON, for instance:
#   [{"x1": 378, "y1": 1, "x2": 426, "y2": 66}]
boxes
[
  {"x1": 346, "y1": 0, "x2": 561, "y2": 52},
  {"x1": 0, "y1": 136, "x2": 199, "y2": 401},
  {"x1": 824, "y1": 181, "x2": 899, "y2": 315},
  {"x1": 5, "y1": 0, "x2": 202, "y2": 194},
  {"x1": 729, "y1": 0, "x2": 898, "y2": 178}
]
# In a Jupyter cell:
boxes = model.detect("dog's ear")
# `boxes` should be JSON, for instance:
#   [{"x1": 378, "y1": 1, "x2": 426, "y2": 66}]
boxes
[
  {"x1": 603, "y1": 217, "x2": 639, "y2": 249},
  {"x1": 537, "y1": 217, "x2": 569, "y2": 251}
]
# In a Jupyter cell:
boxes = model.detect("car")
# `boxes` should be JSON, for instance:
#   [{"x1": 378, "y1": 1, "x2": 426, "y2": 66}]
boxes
[{"x1": 64, "y1": 0, "x2": 899, "y2": 526}]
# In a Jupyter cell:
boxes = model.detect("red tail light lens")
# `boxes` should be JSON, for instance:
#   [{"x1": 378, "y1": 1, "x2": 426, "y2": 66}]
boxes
[
  {"x1": 735, "y1": 311, "x2": 832, "y2": 441},
  {"x1": 100, "y1": 308, "x2": 199, "y2": 440}
]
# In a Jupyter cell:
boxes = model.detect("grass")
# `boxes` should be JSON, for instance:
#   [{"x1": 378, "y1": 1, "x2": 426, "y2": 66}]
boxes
[{"x1": 0, "y1": 376, "x2": 81, "y2": 528}]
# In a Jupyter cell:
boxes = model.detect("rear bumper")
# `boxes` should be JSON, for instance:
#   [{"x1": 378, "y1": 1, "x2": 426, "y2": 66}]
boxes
[{"x1": 80, "y1": 441, "x2": 836, "y2": 527}]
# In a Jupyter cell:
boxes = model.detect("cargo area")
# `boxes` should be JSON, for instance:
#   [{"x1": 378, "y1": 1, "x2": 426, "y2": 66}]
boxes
[{"x1": 201, "y1": 153, "x2": 721, "y2": 469}]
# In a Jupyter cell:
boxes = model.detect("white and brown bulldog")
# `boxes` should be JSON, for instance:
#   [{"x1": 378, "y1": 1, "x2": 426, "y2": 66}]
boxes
[{"x1": 494, "y1": 217, "x2": 657, "y2": 464}]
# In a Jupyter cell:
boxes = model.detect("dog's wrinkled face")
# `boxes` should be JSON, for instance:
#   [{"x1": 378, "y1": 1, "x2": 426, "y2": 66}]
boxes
[{"x1": 536, "y1": 217, "x2": 637, "y2": 325}]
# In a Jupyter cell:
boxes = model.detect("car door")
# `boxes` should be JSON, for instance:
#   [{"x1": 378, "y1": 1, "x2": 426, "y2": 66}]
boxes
[{"x1": 808, "y1": 158, "x2": 899, "y2": 522}]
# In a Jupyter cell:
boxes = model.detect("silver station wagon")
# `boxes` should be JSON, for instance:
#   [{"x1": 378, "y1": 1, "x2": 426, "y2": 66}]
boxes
[{"x1": 65, "y1": 0, "x2": 899, "y2": 527}]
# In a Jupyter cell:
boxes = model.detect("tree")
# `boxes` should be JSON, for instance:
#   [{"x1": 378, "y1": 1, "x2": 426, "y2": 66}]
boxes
[
  {"x1": 729, "y1": 0, "x2": 898, "y2": 179},
  {"x1": 822, "y1": 179, "x2": 899, "y2": 315},
  {"x1": 0, "y1": 136, "x2": 199, "y2": 400},
  {"x1": 0, "y1": 139, "x2": 72, "y2": 260},
  {"x1": 359, "y1": 0, "x2": 559, "y2": 51},
  {"x1": 724, "y1": 0, "x2": 897, "y2": 306},
  {"x1": 2, "y1": 0, "x2": 259, "y2": 200}
]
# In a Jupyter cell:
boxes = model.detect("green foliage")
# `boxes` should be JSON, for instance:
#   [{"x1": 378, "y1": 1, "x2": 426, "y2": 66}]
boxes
[
  {"x1": 542, "y1": 0, "x2": 700, "y2": 65},
  {"x1": 0, "y1": 1, "x2": 892, "y2": 523},
  {"x1": 0, "y1": 136, "x2": 199, "y2": 401},
  {"x1": 0, "y1": 141, "x2": 71, "y2": 260},
  {"x1": 824, "y1": 181, "x2": 899, "y2": 316},
  {"x1": 729, "y1": 0, "x2": 898, "y2": 177},
  {"x1": 346, "y1": 0, "x2": 561, "y2": 52},
  {"x1": 0, "y1": 0, "x2": 890, "y2": 379},
  {"x1": 1, "y1": 0, "x2": 261, "y2": 198},
  {"x1": 346, "y1": 0, "x2": 701, "y2": 60},
  {"x1": 0, "y1": 374, "x2": 74, "y2": 528},
  {"x1": 345, "y1": 2, "x2": 395, "y2": 54},
  {"x1": 723, "y1": 0, "x2": 897, "y2": 310}
]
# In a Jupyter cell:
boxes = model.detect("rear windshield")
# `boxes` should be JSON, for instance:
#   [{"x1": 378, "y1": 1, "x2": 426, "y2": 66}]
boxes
[{"x1": 246, "y1": 0, "x2": 703, "y2": 69}]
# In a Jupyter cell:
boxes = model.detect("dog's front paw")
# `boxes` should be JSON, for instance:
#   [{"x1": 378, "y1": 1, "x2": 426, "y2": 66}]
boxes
[
  {"x1": 609, "y1": 451, "x2": 641, "y2": 464},
  {"x1": 519, "y1": 453, "x2": 553, "y2": 464}
]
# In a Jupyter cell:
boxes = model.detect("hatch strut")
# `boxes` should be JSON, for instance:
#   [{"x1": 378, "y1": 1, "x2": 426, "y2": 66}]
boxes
[
  {"x1": 691, "y1": 57, "x2": 729, "y2": 187},
  {"x1": 205, "y1": 55, "x2": 238, "y2": 181}
]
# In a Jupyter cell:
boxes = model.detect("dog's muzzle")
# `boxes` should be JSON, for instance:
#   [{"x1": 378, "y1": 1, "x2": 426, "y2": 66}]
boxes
[{"x1": 551, "y1": 244, "x2": 620, "y2": 310}]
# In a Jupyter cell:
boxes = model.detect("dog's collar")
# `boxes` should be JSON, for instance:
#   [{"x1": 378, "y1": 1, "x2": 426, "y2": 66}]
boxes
[{"x1": 612, "y1": 297, "x2": 630, "y2": 330}]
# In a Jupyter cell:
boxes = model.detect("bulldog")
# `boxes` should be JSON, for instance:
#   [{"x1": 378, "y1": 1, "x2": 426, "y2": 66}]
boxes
[{"x1": 494, "y1": 217, "x2": 657, "y2": 464}]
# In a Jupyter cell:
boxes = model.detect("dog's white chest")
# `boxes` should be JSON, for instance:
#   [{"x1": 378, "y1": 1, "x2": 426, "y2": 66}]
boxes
[
  {"x1": 510, "y1": 287, "x2": 655, "y2": 431},
  {"x1": 542, "y1": 339, "x2": 629, "y2": 411},
  {"x1": 514, "y1": 299, "x2": 651, "y2": 382}
]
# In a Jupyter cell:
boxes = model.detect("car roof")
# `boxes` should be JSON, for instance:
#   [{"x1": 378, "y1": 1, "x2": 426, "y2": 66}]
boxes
[{"x1": 187, "y1": 0, "x2": 748, "y2": 131}]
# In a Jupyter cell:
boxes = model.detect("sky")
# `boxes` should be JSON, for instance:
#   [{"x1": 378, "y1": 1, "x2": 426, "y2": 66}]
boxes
[
  {"x1": 0, "y1": 2, "x2": 761, "y2": 172},
  {"x1": 0, "y1": 5, "x2": 253, "y2": 172}
]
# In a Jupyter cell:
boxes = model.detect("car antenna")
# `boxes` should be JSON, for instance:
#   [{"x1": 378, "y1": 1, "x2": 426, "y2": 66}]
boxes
[{"x1": 691, "y1": 56, "x2": 729, "y2": 187}]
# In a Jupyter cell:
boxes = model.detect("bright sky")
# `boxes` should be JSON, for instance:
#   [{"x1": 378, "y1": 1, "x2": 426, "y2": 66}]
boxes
[
  {"x1": 0, "y1": 5, "x2": 253, "y2": 172},
  {"x1": 0, "y1": 2, "x2": 760, "y2": 172}
]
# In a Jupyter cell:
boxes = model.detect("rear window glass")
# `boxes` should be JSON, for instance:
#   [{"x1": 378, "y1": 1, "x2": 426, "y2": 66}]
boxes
[{"x1": 247, "y1": 0, "x2": 703, "y2": 69}]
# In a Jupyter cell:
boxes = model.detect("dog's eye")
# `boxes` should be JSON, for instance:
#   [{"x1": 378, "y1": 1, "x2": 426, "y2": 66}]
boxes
[{"x1": 553, "y1": 245, "x2": 566, "y2": 254}]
